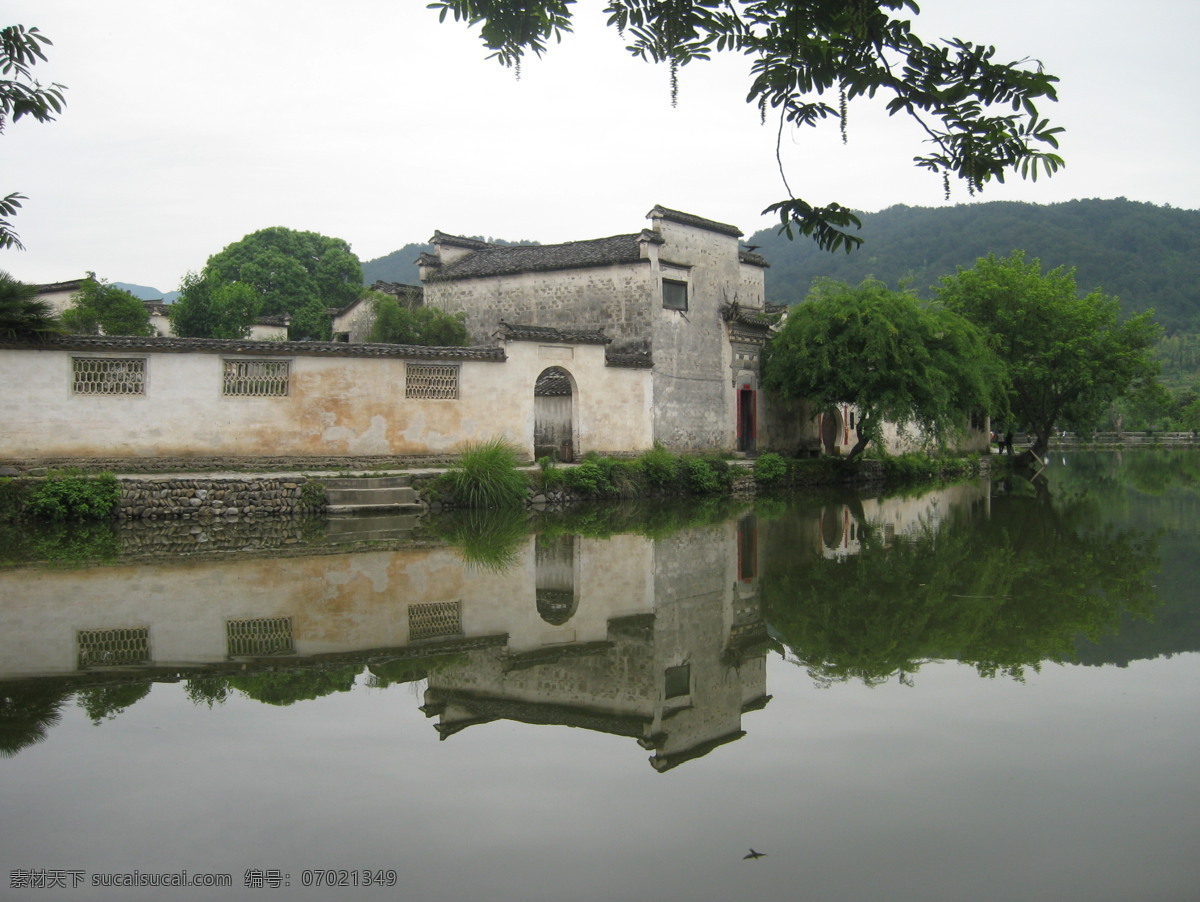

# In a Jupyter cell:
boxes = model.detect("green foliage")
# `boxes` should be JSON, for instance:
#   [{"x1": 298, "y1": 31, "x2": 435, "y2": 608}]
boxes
[
  {"x1": 0, "y1": 477, "x2": 30, "y2": 521},
  {"x1": 76, "y1": 683, "x2": 150, "y2": 724},
  {"x1": 561, "y1": 459, "x2": 614, "y2": 498},
  {"x1": 202, "y1": 226, "x2": 363, "y2": 340},
  {"x1": 753, "y1": 452, "x2": 788, "y2": 486},
  {"x1": 0, "y1": 270, "x2": 62, "y2": 338},
  {"x1": 299, "y1": 480, "x2": 326, "y2": 509},
  {"x1": 763, "y1": 480, "x2": 1159, "y2": 686},
  {"x1": 681, "y1": 457, "x2": 729, "y2": 494},
  {"x1": 61, "y1": 277, "x2": 154, "y2": 336},
  {"x1": 1, "y1": 25, "x2": 66, "y2": 250},
  {"x1": 937, "y1": 251, "x2": 1162, "y2": 454},
  {"x1": 169, "y1": 271, "x2": 262, "y2": 339},
  {"x1": 637, "y1": 443, "x2": 679, "y2": 488},
  {"x1": 368, "y1": 293, "x2": 469, "y2": 346},
  {"x1": 434, "y1": 1, "x2": 1062, "y2": 252},
  {"x1": 23, "y1": 473, "x2": 119, "y2": 521},
  {"x1": 441, "y1": 438, "x2": 529, "y2": 508},
  {"x1": 432, "y1": 507, "x2": 529, "y2": 571},
  {"x1": 763, "y1": 277, "x2": 1007, "y2": 458},
  {"x1": 0, "y1": 520, "x2": 120, "y2": 566},
  {"x1": 534, "y1": 457, "x2": 566, "y2": 491}
]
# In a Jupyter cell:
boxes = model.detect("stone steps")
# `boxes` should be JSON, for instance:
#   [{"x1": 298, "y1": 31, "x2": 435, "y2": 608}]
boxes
[
  {"x1": 323, "y1": 512, "x2": 423, "y2": 543},
  {"x1": 321, "y1": 475, "x2": 424, "y2": 515}
]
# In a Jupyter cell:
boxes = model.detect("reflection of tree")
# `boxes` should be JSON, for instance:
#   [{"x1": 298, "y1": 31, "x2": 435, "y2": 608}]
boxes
[
  {"x1": 430, "y1": 508, "x2": 529, "y2": 572},
  {"x1": 184, "y1": 668, "x2": 360, "y2": 708},
  {"x1": 0, "y1": 681, "x2": 70, "y2": 756},
  {"x1": 77, "y1": 682, "x2": 151, "y2": 724},
  {"x1": 764, "y1": 490, "x2": 1159, "y2": 685}
]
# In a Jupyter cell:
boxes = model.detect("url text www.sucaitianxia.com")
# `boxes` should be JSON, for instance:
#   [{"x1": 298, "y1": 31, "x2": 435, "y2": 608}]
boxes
[{"x1": 9, "y1": 869, "x2": 234, "y2": 889}]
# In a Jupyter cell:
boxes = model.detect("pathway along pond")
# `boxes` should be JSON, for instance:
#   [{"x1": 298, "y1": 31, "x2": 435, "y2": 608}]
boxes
[{"x1": 2, "y1": 451, "x2": 1198, "y2": 902}]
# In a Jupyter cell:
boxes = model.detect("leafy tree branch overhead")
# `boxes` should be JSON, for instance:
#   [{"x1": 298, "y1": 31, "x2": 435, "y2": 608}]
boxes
[
  {"x1": 1, "y1": 24, "x2": 66, "y2": 251},
  {"x1": 429, "y1": 0, "x2": 1063, "y2": 251}
]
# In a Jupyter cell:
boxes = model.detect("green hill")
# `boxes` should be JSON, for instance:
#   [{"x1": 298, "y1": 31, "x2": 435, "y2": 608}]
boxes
[
  {"x1": 748, "y1": 198, "x2": 1200, "y2": 333},
  {"x1": 360, "y1": 242, "x2": 429, "y2": 286}
]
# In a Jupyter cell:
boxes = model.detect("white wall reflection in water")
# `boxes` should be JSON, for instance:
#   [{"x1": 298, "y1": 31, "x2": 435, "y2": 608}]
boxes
[{"x1": 2, "y1": 459, "x2": 1198, "y2": 901}]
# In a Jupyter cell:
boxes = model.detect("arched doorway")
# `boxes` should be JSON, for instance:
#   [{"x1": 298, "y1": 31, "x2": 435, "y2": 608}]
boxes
[
  {"x1": 535, "y1": 534, "x2": 578, "y2": 625},
  {"x1": 820, "y1": 407, "x2": 842, "y2": 454},
  {"x1": 534, "y1": 367, "x2": 575, "y2": 462}
]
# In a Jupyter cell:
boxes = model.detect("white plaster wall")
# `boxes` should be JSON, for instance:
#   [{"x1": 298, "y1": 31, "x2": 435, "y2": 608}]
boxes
[
  {"x1": 425, "y1": 262, "x2": 657, "y2": 348},
  {"x1": 649, "y1": 219, "x2": 756, "y2": 450},
  {"x1": 0, "y1": 342, "x2": 652, "y2": 460},
  {"x1": 0, "y1": 536, "x2": 655, "y2": 679},
  {"x1": 502, "y1": 340, "x2": 653, "y2": 457},
  {"x1": 0, "y1": 347, "x2": 514, "y2": 458}
]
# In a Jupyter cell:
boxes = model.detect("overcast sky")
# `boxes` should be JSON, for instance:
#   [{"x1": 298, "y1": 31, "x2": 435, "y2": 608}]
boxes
[{"x1": 3, "y1": 0, "x2": 1198, "y2": 292}]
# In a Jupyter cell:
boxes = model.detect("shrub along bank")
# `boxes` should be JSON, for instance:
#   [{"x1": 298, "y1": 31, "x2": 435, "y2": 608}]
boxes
[{"x1": 1, "y1": 446, "x2": 989, "y2": 521}]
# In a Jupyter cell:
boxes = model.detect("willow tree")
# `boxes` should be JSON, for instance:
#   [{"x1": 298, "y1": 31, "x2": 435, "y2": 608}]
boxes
[
  {"x1": 762, "y1": 277, "x2": 1007, "y2": 458},
  {"x1": 429, "y1": 0, "x2": 1064, "y2": 251}
]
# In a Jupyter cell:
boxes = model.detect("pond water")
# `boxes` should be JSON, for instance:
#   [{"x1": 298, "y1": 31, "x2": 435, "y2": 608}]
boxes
[{"x1": 2, "y1": 452, "x2": 1198, "y2": 902}]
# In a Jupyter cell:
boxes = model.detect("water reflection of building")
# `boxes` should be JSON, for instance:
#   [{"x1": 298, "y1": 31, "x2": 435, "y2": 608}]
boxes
[
  {"x1": 815, "y1": 483, "x2": 990, "y2": 559},
  {"x1": 422, "y1": 515, "x2": 769, "y2": 771},
  {"x1": 0, "y1": 516, "x2": 769, "y2": 770}
]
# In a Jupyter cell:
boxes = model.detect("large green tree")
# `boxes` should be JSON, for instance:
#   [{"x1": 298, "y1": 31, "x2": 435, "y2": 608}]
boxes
[
  {"x1": 0, "y1": 270, "x2": 61, "y2": 338},
  {"x1": 431, "y1": 0, "x2": 1063, "y2": 251},
  {"x1": 936, "y1": 252, "x2": 1161, "y2": 457},
  {"x1": 1, "y1": 25, "x2": 66, "y2": 250},
  {"x1": 169, "y1": 271, "x2": 263, "y2": 339},
  {"x1": 61, "y1": 277, "x2": 154, "y2": 337},
  {"x1": 763, "y1": 277, "x2": 1007, "y2": 458},
  {"x1": 202, "y1": 227, "x2": 363, "y2": 341}
]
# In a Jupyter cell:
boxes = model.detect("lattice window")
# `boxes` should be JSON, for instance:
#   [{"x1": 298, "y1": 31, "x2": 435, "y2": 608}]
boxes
[
  {"x1": 226, "y1": 617, "x2": 294, "y2": 657},
  {"x1": 406, "y1": 364, "x2": 458, "y2": 400},
  {"x1": 72, "y1": 357, "x2": 146, "y2": 395},
  {"x1": 409, "y1": 601, "x2": 462, "y2": 641},
  {"x1": 77, "y1": 627, "x2": 150, "y2": 668},
  {"x1": 223, "y1": 358, "x2": 290, "y2": 397}
]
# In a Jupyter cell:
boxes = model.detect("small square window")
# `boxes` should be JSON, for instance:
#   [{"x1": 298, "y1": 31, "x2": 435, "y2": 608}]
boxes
[
  {"x1": 664, "y1": 664, "x2": 691, "y2": 699},
  {"x1": 662, "y1": 279, "x2": 688, "y2": 311}
]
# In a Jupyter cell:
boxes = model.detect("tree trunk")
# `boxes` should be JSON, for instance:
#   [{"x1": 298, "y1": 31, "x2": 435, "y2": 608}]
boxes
[{"x1": 847, "y1": 436, "x2": 871, "y2": 460}]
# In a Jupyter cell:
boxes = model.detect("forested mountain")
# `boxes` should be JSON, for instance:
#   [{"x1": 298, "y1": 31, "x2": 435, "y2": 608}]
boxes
[
  {"x1": 112, "y1": 282, "x2": 181, "y2": 304},
  {"x1": 747, "y1": 198, "x2": 1200, "y2": 333},
  {"x1": 361, "y1": 237, "x2": 542, "y2": 286},
  {"x1": 360, "y1": 242, "x2": 428, "y2": 286}
]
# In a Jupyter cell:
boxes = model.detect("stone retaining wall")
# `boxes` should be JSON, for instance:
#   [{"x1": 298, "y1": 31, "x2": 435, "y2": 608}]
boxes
[
  {"x1": 2, "y1": 454, "x2": 463, "y2": 476},
  {"x1": 117, "y1": 476, "x2": 326, "y2": 520}
]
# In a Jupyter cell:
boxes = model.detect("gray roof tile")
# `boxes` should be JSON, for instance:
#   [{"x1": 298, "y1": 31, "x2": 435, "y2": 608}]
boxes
[
  {"x1": 426, "y1": 234, "x2": 650, "y2": 281},
  {"x1": 0, "y1": 334, "x2": 505, "y2": 361}
]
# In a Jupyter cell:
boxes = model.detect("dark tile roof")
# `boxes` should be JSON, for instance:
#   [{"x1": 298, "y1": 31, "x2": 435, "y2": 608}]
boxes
[
  {"x1": 649, "y1": 205, "x2": 744, "y2": 238},
  {"x1": 34, "y1": 279, "x2": 85, "y2": 293},
  {"x1": 721, "y1": 303, "x2": 776, "y2": 330},
  {"x1": 498, "y1": 322, "x2": 610, "y2": 345},
  {"x1": 534, "y1": 367, "x2": 572, "y2": 396},
  {"x1": 0, "y1": 334, "x2": 505, "y2": 362},
  {"x1": 606, "y1": 349, "x2": 654, "y2": 369},
  {"x1": 426, "y1": 233, "x2": 652, "y2": 282},
  {"x1": 739, "y1": 249, "x2": 768, "y2": 268}
]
